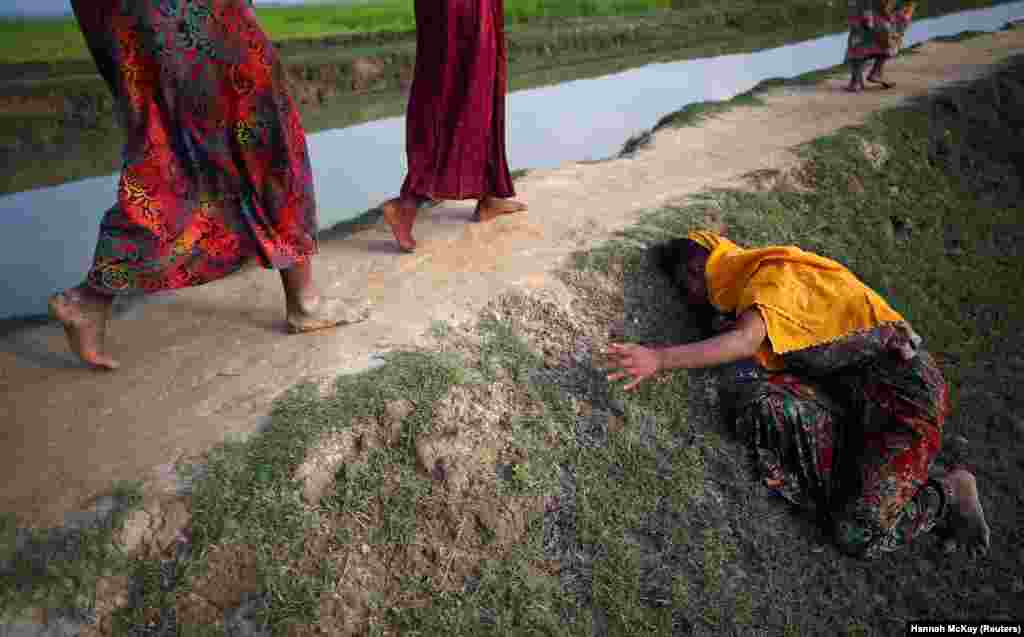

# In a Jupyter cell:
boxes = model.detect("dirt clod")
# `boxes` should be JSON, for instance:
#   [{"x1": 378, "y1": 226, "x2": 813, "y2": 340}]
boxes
[
  {"x1": 149, "y1": 497, "x2": 190, "y2": 557},
  {"x1": 859, "y1": 137, "x2": 890, "y2": 169},
  {"x1": 187, "y1": 543, "x2": 261, "y2": 611},
  {"x1": 114, "y1": 508, "x2": 152, "y2": 555},
  {"x1": 295, "y1": 426, "x2": 376, "y2": 505}
]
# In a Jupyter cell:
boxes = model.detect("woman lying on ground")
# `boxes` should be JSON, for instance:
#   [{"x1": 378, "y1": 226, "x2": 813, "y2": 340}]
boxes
[
  {"x1": 50, "y1": 0, "x2": 365, "y2": 370},
  {"x1": 845, "y1": 0, "x2": 915, "y2": 92},
  {"x1": 603, "y1": 231, "x2": 990, "y2": 559}
]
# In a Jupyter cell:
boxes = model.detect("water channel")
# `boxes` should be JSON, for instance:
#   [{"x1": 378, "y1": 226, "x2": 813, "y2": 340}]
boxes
[{"x1": 2, "y1": 1, "x2": 1023, "y2": 320}]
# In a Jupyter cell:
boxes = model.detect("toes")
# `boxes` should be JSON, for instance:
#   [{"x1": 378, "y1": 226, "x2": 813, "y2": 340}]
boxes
[
  {"x1": 88, "y1": 355, "x2": 121, "y2": 371},
  {"x1": 288, "y1": 298, "x2": 371, "y2": 333}
]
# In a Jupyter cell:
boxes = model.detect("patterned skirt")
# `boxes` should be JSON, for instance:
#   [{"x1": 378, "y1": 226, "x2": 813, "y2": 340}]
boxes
[
  {"x1": 734, "y1": 325, "x2": 950, "y2": 558},
  {"x1": 845, "y1": 0, "x2": 915, "y2": 61},
  {"x1": 70, "y1": 0, "x2": 318, "y2": 294}
]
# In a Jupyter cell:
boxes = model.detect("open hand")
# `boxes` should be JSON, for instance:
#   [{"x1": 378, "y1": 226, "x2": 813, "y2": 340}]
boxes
[{"x1": 604, "y1": 343, "x2": 660, "y2": 392}]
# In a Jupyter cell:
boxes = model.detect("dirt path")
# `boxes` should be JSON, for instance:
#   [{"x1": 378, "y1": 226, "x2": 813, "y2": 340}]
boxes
[{"x1": 2, "y1": 29, "x2": 1022, "y2": 530}]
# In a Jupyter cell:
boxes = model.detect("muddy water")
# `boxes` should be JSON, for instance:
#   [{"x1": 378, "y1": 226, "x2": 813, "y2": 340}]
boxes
[{"x1": 1, "y1": 2, "x2": 1022, "y2": 321}]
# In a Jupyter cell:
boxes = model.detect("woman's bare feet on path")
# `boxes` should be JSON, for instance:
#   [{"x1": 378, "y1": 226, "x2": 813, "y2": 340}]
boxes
[
  {"x1": 286, "y1": 295, "x2": 371, "y2": 334},
  {"x1": 381, "y1": 198, "x2": 419, "y2": 253},
  {"x1": 48, "y1": 288, "x2": 119, "y2": 370},
  {"x1": 941, "y1": 468, "x2": 991, "y2": 559},
  {"x1": 866, "y1": 75, "x2": 894, "y2": 89},
  {"x1": 473, "y1": 197, "x2": 527, "y2": 223},
  {"x1": 844, "y1": 81, "x2": 865, "y2": 93}
]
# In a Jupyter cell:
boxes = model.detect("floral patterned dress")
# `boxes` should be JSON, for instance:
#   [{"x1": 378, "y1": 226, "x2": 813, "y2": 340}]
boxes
[
  {"x1": 70, "y1": 0, "x2": 318, "y2": 294},
  {"x1": 846, "y1": 0, "x2": 915, "y2": 62},
  {"x1": 733, "y1": 323, "x2": 950, "y2": 559}
]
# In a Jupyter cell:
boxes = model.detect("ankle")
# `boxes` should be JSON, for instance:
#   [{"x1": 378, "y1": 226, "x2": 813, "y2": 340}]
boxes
[
  {"x1": 70, "y1": 285, "x2": 113, "y2": 310},
  {"x1": 288, "y1": 292, "x2": 321, "y2": 314}
]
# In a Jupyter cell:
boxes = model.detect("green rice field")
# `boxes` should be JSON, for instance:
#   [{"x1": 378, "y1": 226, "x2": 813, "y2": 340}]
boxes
[{"x1": 0, "y1": 0, "x2": 675, "y2": 65}]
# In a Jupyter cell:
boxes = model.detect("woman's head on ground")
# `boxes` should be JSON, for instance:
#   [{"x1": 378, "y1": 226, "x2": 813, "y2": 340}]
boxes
[{"x1": 654, "y1": 237, "x2": 711, "y2": 307}]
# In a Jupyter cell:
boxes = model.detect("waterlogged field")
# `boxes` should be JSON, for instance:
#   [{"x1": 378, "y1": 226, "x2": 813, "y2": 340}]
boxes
[{"x1": 0, "y1": 0, "x2": 675, "y2": 65}]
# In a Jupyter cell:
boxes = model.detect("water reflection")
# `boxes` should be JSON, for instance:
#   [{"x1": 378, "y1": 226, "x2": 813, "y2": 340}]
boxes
[{"x1": 1, "y1": 1, "x2": 1022, "y2": 320}]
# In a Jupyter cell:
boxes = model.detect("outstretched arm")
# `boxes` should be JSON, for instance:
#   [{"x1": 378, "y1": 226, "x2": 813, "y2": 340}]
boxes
[
  {"x1": 658, "y1": 308, "x2": 766, "y2": 370},
  {"x1": 605, "y1": 309, "x2": 767, "y2": 391}
]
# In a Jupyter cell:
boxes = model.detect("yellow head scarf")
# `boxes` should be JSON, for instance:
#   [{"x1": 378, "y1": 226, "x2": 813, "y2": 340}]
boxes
[{"x1": 686, "y1": 231, "x2": 906, "y2": 369}]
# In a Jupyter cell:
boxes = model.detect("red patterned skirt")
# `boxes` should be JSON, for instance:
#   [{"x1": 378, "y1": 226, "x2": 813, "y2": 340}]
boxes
[
  {"x1": 70, "y1": 0, "x2": 317, "y2": 294},
  {"x1": 846, "y1": 0, "x2": 915, "y2": 61},
  {"x1": 735, "y1": 329, "x2": 950, "y2": 558}
]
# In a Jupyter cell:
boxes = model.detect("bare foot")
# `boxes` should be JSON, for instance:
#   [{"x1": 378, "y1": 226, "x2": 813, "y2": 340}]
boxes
[
  {"x1": 866, "y1": 76, "x2": 894, "y2": 89},
  {"x1": 941, "y1": 468, "x2": 991, "y2": 559},
  {"x1": 286, "y1": 295, "x2": 371, "y2": 334},
  {"x1": 48, "y1": 289, "x2": 119, "y2": 370},
  {"x1": 380, "y1": 198, "x2": 418, "y2": 253},
  {"x1": 844, "y1": 82, "x2": 865, "y2": 93},
  {"x1": 472, "y1": 197, "x2": 527, "y2": 223}
]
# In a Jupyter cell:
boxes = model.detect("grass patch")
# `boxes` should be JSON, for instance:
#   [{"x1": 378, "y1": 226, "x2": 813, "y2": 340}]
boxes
[
  {"x1": 617, "y1": 61, "x2": 853, "y2": 156},
  {"x1": 0, "y1": 481, "x2": 143, "y2": 624},
  {"x1": 619, "y1": 59, "x2": 856, "y2": 157},
  {"x1": 933, "y1": 29, "x2": 992, "y2": 42},
  {"x1": 0, "y1": 0, "x2": 671, "y2": 65}
]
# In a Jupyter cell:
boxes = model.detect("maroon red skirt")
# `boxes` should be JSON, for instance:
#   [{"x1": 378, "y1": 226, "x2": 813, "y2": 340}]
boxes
[{"x1": 401, "y1": 0, "x2": 515, "y2": 201}]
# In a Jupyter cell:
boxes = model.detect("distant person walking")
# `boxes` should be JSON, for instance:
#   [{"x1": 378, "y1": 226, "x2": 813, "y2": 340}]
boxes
[
  {"x1": 845, "y1": 0, "x2": 916, "y2": 92},
  {"x1": 49, "y1": 0, "x2": 365, "y2": 370},
  {"x1": 380, "y1": 0, "x2": 527, "y2": 253}
]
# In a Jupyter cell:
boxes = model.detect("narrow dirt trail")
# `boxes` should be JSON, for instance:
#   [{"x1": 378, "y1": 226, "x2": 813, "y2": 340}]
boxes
[{"x1": 2, "y1": 29, "x2": 1022, "y2": 529}]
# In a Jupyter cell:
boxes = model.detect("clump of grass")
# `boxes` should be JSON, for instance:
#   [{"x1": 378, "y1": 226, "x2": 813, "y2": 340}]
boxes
[
  {"x1": 933, "y1": 29, "x2": 991, "y2": 42},
  {"x1": 0, "y1": 17, "x2": 89, "y2": 66},
  {"x1": 654, "y1": 91, "x2": 767, "y2": 131},
  {"x1": 0, "y1": 481, "x2": 143, "y2": 624},
  {"x1": 387, "y1": 518, "x2": 572, "y2": 635}
]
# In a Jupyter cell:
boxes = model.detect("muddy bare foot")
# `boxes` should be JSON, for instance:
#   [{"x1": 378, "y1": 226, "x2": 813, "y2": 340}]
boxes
[
  {"x1": 472, "y1": 197, "x2": 527, "y2": 223},
  {"x1": 942, "y1": 468, "x2": 991, "y2": 559},
  {"x1": 47, "y1": 289, "x2": 119, "y2": 370},
  {"x1": 286, "y1": 296, "x2": 371, "y2": 334},
  {"x1": 380, "y1": 198, "x2": 418, "y2": 253}
]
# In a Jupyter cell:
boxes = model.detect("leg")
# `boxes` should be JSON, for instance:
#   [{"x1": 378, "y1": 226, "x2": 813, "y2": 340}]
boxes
[
  {"x1": 735, "y1": 374, "x2": 847, "y2": 512},
  {"x1": 280, "y1": 258, "x2": 369, "y2": 333},
  {"x1": 380, "y1": 196, "x2": 421, "y2": 253},
  {"x1": 831, "y1": 430, "x2": 945, "y2": 559},
  {"x1": 846, "y1": 58, "x2": 867, "y2": 92},
  {"x1": 472, "y1": 196, "x2": 528, "y2": 223},
  {"x1": 831, "y1": 353, "x2": 987, "y2": 558},
  {"x1": 939, "y1": 468, "x2": 990, "y2": 558},
  {"x1": 866, "y1": 56, "x2": 893, "y2": 88},
  {"x1": 936, "y1": 437, "x2": 990, "y2": 559},
  {"x1": 48, "y1": 284, "x2": 119, "y2": 370}
]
